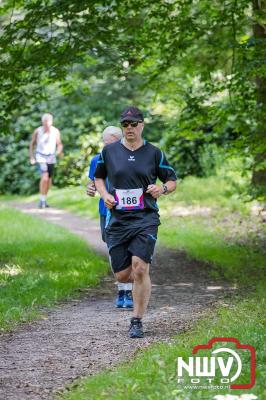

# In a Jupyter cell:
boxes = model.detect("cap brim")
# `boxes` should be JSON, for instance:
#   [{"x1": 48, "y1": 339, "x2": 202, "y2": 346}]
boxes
[{"x1": 120, "y1": 116, "x2": 141, "y2": 122}]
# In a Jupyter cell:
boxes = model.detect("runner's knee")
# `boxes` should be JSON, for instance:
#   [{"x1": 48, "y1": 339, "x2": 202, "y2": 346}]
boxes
[
  {"x1": 116, "y1": 269, "x2": 131, "y2": 283},
  {"x1": 132, "y1": 257, "x2": 149, "y2": 280},
  {"x1": 41, "y1": 173, "x2": 49, "y2": 183}
]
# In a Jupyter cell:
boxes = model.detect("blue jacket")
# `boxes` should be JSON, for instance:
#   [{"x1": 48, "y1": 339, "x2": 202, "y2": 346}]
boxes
[{"x1": 88, "y1": 154, "x2": 107, "y2": 216}]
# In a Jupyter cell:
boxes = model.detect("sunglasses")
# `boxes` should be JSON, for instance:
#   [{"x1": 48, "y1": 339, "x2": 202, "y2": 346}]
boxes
[{"x1": 121, "y1": 120, "x2": 142, "y2": 128}]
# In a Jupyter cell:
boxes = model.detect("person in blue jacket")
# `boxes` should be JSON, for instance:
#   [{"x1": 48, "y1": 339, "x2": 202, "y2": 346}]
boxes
[{"x1": 87, "y1": 126, "x2": 133, "y2": 309}]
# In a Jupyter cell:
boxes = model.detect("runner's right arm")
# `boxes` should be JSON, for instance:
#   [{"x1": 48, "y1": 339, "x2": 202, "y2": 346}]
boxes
[
  {"x1": 94, "y1": 149, "x2": 116, "y2": 209},
  {"x1": 95, "y1": 178, "x2": 116, "y2": 209},
  {"x1": 86, "y1": 181, "x2": 96, "y2": 197},
  {"x1": 56, "y1": 129, "x2": 64, "y2": 158},
  {"x1": 87, "y1": 155, "x2": 99, "y2": 197}
]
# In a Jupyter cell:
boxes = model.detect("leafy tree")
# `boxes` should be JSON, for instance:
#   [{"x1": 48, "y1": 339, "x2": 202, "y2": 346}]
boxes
[
  {"x1": 251, "y1": 0, "x2": 266, "y2": 196},
  {"x1": 0, "y1": 0, "x2": 265, "y2": 195}
]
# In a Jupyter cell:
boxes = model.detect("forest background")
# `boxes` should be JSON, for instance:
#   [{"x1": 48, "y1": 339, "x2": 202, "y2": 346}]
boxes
[{"x1": 0, "y1": 0, "x2": 265, "y2": 199}]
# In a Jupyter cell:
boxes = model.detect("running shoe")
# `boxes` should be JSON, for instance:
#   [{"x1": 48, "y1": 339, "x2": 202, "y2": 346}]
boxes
[
  {"x1": 45, "y1": 202, "x2": 50, "y2": 208},
  {"x1": 123, "y1": 290, "x2": 133, "y2": 308},
  {"x1": 115, "y1": 290, "x2": 125, "y2": 308},
  {"x1": 128, "y1": 317, "x2": 144, "y2": 338},
  {"x1": 38, "y1": 200, "x2": 46, "y2": 209}
]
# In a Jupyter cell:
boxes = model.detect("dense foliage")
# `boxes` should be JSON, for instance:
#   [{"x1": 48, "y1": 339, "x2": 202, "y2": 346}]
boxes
[{"x1": 0, "y1": 0, "x2": 265, "y2": 195}]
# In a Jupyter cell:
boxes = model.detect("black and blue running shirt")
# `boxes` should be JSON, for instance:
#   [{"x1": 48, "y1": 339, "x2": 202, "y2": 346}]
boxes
[{"x1": 94, "y1": 140, "x2": 177, "y2": 212}]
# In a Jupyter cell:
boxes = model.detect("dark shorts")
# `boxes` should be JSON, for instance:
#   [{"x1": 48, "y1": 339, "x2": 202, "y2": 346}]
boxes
[
  {"x1": 106, "y1": 225, "x2": 158, "y2": 273},
  {"x1": 37, "y1": 163, "x2": 55, "y2": 178}
]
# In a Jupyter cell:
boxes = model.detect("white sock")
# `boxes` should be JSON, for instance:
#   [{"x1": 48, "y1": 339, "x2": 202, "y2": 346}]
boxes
[
  {"x1": 117, "y1": 282, "x2": 132, "y2": 291},
  {"x1": 40, "y1": 195, "x2": 46, "y2": 202},
  {"x1": 117, "y1": 283, "x2": 126, "y2": 291},
  {"x1": 124, "y1": 283, "x2": 133, "y2": 291}
]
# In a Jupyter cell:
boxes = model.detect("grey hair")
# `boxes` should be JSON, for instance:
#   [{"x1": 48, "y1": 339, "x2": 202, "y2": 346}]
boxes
[
  {"x1": 102, "y1": 126, "x2": 122, "y2": 141},
  {"x1": 41, "y1": 113, "x2": 53, "y2": 123}
]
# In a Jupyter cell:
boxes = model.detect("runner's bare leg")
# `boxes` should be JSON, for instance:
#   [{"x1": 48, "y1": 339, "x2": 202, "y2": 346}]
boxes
[{"x1": 131, "y1": 256, "x2": 151, "y2": 318}]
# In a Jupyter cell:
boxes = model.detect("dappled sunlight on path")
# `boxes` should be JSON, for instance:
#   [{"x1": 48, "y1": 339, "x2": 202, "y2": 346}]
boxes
[
  {"x1": 12, "y1": 202, "x2": 108, "y2": 257},
  {"x1": 0, "y1": 202, "x2": 237, "y2": 400}
]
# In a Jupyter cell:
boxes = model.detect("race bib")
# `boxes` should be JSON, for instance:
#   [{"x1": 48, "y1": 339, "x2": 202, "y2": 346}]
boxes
[{"x1": 115, "y1": 188, "x2": 144, "y2": 211}]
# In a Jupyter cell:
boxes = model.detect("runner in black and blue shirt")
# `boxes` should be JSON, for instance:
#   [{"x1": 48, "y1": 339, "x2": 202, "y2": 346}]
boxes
[
  {"x1": 88, "y1": 152, "x2": 107, "y2": 241},
  {"x1": 87, "y1": 126, "x2": 133, "y2": 309},
  {"x1": 94, "y1": 106, "x2": 177, "y2": 338}
]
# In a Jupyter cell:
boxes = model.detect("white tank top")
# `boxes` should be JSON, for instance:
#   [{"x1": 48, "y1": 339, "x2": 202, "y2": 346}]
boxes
[{"x1": 36, "y1": 126, "x2": 57, "y2": 164}]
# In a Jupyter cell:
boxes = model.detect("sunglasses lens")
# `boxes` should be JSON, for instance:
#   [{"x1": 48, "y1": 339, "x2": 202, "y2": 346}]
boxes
[{"x1": 122, "y1": 121, "x2": 139, "y2": 128}]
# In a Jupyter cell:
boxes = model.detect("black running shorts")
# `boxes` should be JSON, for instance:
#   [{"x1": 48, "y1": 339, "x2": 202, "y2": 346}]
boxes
[
  {"x1": 107, "y1": 225, "x2": 158, "y2": 273},
  {"x1": 37, "y1": 163, "x2": 55, "y2": 178}
]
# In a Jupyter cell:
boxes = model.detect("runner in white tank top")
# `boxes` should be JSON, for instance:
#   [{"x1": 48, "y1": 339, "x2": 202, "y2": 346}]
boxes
[
  {"x1": 35, "y1": 125, "x2": 58, "y2": 164},
  {"x1": 29, "y1": 113, "x2": 63, "y2": 208}
]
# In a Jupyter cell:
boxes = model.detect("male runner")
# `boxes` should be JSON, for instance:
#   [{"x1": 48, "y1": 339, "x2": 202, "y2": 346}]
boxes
[
  {"x1": 29, "y1": 113, "x2": 63, "y2": 208},
  {"x1": 87, "y1": 126, "x2": 133, "y2": 309},
  {"x1": 94, "y1": 106, "x2": 177, "y2": 338}
]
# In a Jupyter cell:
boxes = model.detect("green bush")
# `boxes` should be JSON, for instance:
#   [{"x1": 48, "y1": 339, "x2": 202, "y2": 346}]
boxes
[
  {"x1": 0, "y1": 133, "x2": 101, "y2": 195},
  {"x1": 53, "y1": 134, "x2": 101, "y2": 187},
  {"x1": 0, "y1": 136, "x2": 39, "y2": 195},
  {"x1": 198, "y1": 143, "x2": 226, "y2": 177}
]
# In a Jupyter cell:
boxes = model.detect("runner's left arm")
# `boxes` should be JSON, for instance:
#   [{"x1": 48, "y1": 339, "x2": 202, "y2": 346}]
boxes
[
  {"x1": 161, "y1": 180, "x2": 176, "y2": 194},
  {"x1": 29, "y1": 129, "x2": 38, "y2": 164},
  {"x1": 146, "y1": 180, "x2": 176, "y2": 198},
  {"x1": 56, "y1": 130, "x2": 63, "y2": 157},
  {"x1": 147, "y1": 150, "x2": 177, "y2": 198}
]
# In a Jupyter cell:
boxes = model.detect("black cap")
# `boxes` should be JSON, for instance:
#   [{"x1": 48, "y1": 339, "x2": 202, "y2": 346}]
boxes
[{"x1": 120, "y1": 106, "x2": 144, "y2": 122}]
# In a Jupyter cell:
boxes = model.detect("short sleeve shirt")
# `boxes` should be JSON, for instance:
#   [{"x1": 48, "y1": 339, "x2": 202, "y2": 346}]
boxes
[{"x1": 94, "y1": 140, "x2": 177, "y2": 213}]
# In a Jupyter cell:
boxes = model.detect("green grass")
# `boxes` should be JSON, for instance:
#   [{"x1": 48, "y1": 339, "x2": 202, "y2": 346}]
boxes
[
  {"x1": 59, "y1": 285, "x2": 265, "y2": 400},
  {"x1": 159, "y1": 215, "x2": 266, "y2": 287},
  {"x1": 26, "y1": 186, "x2": 99, "y2": 219},
  {"x1": 159, "y1": 174, "x2": 251, "y2": 213},
  {"x1": 157, "y1": 175, "x2": 265, "y2": 287},
  {"x1": 0, "y1": 205, "x2": 108, "y2": 331},
  {"x1": 12, "y1": 173, "x2": 253, "y2": 221},
  {"x1": 3, "y1": 174, "x2": 265, "y2": 399},
  {"x1": 20, "y1": 178, "x2": 265, "y2": 287},
  {"x1": 40, "y1": 175, "x2": 264, "y2": 400}
]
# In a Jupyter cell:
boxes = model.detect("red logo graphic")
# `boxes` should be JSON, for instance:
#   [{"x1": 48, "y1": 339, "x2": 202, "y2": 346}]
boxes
[{"x1": 192, "y1": 337, "x2": 256, "y2": 389}]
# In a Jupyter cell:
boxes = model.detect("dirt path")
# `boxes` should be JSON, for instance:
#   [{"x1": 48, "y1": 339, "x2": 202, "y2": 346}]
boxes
[{"x1": 0, "y1": 203, "x2": 236, "y2": 400}]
